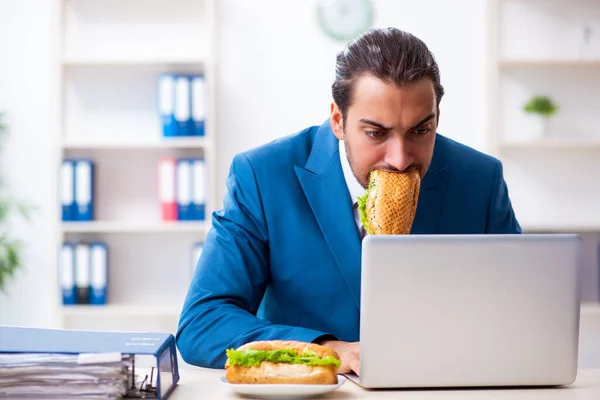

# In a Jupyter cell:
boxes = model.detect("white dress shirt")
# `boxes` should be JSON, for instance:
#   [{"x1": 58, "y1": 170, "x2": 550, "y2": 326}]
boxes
[{"x1": 339, "y1": 140, "x2": 367, "y2": 238}]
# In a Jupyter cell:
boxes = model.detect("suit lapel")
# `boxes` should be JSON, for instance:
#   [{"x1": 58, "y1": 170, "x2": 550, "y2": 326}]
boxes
[
  {"x1": 294, "y1": 126, "x2": 452, "y2": 306},
  {"x1": 295, "y1": 122, "x2": 362, "y2": 310}
]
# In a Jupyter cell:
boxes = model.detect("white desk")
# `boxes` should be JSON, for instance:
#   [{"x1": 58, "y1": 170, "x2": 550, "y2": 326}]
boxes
[{"x1": 169, "y1": 367, "x2": 600, "y2": 399}]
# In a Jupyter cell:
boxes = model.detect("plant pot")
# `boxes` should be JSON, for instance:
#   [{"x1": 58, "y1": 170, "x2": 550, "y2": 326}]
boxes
[{"x1": 527, "y1": 114, "x2": 549, "y2": 141}]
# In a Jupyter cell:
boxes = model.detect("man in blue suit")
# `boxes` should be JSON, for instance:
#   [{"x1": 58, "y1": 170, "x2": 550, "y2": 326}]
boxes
[{"x1": 176, "y1": 27, "x2": 521, "y2": 374}]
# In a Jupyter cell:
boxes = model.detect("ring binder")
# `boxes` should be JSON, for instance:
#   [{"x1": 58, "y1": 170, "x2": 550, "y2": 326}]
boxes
[{"x1": 0, "y1": 326, "x2": 180, "y2": 399}]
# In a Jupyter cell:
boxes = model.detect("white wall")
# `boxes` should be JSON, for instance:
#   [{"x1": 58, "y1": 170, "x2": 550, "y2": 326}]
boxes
[
  {"x1": 0, "y1": 0, "x2": 488, "y2": 328},
  {"x1": 215, "y1": 0, "x2": 488, "y2": 201},
  {"x1": 0, "y1": 0, "x2": 597, "y2": 328},
  {"x1": 496, "y1": 0, "x2": 600, "y2": 301},
  {"x1": 0, "y1": 0, "x2": 59, "y2": 327}
]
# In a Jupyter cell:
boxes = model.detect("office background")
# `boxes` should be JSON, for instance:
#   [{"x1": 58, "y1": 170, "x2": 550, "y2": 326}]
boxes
[{"x1": 0, "y1": 0, "x2": 598, "y2": 366}]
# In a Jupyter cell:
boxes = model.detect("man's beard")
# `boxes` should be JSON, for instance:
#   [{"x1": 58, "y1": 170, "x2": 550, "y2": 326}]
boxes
[{"x1": 343, "y1": 133, "x2": 370, "y2": 189}]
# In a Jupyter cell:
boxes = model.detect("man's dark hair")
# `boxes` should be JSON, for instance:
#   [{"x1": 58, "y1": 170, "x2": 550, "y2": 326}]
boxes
[{"x1": 332, "y1": 27, "x2": 444, "y2": 120}]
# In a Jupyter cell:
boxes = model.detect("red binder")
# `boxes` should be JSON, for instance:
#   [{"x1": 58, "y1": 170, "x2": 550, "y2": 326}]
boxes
[{"x1": 158, "y1": 158, "x2": 177, "y2": 221}]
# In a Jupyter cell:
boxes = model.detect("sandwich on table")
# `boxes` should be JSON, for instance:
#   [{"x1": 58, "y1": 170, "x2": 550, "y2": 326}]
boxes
[{"x1": 225, "y1": 340, "x2": 341, "y2": 384}]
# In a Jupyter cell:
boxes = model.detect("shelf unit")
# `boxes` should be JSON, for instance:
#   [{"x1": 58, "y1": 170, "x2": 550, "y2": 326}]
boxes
[
  {"x1": 60, "y1": 221, "x2": 209, "y2": 234},
  {"x1": 500, "y1": 59, "x2": 600, "y2": 68},
  {"x1": 62, "y1": 57, "x2": 208, "y2": 67},
  {"x1": 62, "y1": 137, "x2": 212, "y2": 150},
  {"x1": 60, "y1": 304, "x2": 181, "y2": 318},
  {"x1": 487, "y1": 0, "x2": 600, "y2": 302},
  {"x1": 53, "y1": 0, "x2": 218, "y2": 333},
  {"x1": 499, "y1": 139, "x2": 600, "y2": 152},
  {"x1": 520, "y1": 222, "x2": 600, "y2": 234},
  {"x1": 582, "y1": 302, "x2": 600, "y2": 316},
  {"x1": 487, "y1": 0, "x2": 600, "y2": 154}
]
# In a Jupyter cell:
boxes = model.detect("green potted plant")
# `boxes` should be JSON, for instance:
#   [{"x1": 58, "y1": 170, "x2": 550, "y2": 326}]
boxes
[
  {"x1": 522, "y1": 95, "x2": 559, "y2": 140},
  {"x1": 0, "y1": 112, "x2": 31, "y2": 293}
]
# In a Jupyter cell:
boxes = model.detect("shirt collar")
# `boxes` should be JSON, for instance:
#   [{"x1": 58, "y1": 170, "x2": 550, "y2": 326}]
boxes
[{"x1": 338, "y1": 139, "x2": 366, "y2": 205}]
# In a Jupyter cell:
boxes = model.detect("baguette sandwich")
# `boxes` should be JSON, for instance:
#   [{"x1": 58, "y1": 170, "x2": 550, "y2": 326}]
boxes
[
  {"x1": 357, "y1": 169, "x2": 421, "y2": 235},
  {"x1": 224, "y1": 340, "x2": 341, "y2": 384}
]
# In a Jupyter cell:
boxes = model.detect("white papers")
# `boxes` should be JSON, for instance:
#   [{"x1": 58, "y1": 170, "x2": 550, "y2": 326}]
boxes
[
  {"x1": 78, "y1": 352, "x2": 122, "y2": 365},
  {"x1": 0, "y1": 353, "x2": 131, "y2": 399}
]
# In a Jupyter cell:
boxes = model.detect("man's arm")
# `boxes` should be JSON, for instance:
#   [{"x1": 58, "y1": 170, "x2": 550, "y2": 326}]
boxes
[
  {"x1": 176, "y1": 153, "x2": 332, "y2": 369},
  {"x1": 486, "y1": 160, "x2": 522, "y2": 234}
]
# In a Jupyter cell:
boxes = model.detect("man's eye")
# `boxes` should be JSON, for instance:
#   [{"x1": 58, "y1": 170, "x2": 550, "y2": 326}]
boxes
[
  {"x1": 366, "y1": 131, "x2": 386, "y2": 138},
  {"x1": 414, "y1": 128, "x2": 430, "y2": 136}
]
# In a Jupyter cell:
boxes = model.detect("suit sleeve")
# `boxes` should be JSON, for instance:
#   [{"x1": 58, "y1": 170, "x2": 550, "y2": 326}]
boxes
[
  {"x1": 176, "y1": 153, "x2": 331, "y2": 369},
  {"x1": 486, "y1": 160, "x2": 522, "y2": 234}
]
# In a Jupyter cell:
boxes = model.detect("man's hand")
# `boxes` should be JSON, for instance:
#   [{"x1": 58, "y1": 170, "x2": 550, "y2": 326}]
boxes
[{"x1": 319, "y1": 340, "x2": 360, "y2": 375}]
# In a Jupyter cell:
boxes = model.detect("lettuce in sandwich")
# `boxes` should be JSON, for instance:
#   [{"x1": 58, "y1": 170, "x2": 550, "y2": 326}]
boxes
[
  {"x1": 225, "y1": 348, "x2": 341, "y2": 368},
  {"x1": 357, "y1": 180, "x2": 375, "y2": 235}
]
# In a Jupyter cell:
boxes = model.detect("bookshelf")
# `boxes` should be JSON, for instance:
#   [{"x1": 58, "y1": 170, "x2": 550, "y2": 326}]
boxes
[
  {"x1": 486, "y1": 0, "x2": 600, "y2": 302},
  {"x1": 499, "y1": 139, "x2": 600, "y2": 152},
  {"x1": 62, "y1": 137, "x2": 211, "y2": 150},
  {"x1": 53, "y1": 0, "x2": 217, "y2": 334},
  {"x1": 60, "y1": 304, "x2": 181, "y2": 318},
  {"x1": 500, "y1": 59, "x2": 600, "y2": 68},
  {"x1": 62, "y1": 57, "x2": 208, "y2": 67},
  {"x1": 60, "y1": 221, "x2": 209, "y2": 234}
]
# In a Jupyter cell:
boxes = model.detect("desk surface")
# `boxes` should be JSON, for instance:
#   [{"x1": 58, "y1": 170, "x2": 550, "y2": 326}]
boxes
[{"x1": 170, "y1": 367, "x2": 600, "y2": 399}]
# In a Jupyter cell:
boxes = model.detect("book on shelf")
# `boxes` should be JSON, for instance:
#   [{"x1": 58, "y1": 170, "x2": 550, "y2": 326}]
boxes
[
  {"x1": 60, "y1": 242, "x2": 108, "y2": 306},
  {"x1": 61, "y1": 159, "x2": 95, "y2": 222},
  {"x1": 159, "y1": 157, "x2": 206, "y2": 221},
  {"x1": 158, "y1": 73, "x2": 206, "y2": 138}
]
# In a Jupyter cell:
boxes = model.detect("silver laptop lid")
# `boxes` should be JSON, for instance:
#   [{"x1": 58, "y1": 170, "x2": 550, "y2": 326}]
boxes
[{"x1": 358, "y1": 234, "x2": 581, "y2": 388}]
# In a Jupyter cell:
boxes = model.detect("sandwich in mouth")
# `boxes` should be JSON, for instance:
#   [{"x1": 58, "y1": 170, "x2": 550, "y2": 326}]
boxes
[
  {"x1": 357, "y1": 168, "x2": 421, "y2": 235},
  {"x1": 224, "y1": 340, "x2": 341, "y2": 384}
]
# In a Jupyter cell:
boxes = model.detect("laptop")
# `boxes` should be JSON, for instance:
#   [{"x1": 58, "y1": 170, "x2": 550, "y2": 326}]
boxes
[{"x1": 351, "y1": 234, "x2": 582, "y2": 388}]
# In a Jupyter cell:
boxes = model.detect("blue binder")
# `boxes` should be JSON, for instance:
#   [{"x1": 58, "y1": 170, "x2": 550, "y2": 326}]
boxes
[
  {"x1": 174, "y1": 75, "x2": 193, "y2": 136},
  {"x1": 89, "y1": 242, "x2": 108, "y2": 305},
  {"x1": 60, "y1": 160, "x2": 76, "y2": 221},
  {"x1": 75, "y1": 243, "x2": 90, "y2": 304},
  {"x1": 191, "y1": 74, "x2": 206, "y2": 137},
  {"x1": 176, "y1": 158, "x2": 193, "y2": 220},
  {"x1": 191, "y1": 158, "x2": 206, "y2": 220},
  {"x1": 0, "y1": 326, "x2": 180, "y2": 399},
  {"x1": 158, "y1": 73, "x2": 177, "y2": 137},
  {"x1": 60, "y1": 242, "x2": 76, "y2": 305},
  {"x1": 74, "y1": 159, "x2": 94, "y2": 221}
]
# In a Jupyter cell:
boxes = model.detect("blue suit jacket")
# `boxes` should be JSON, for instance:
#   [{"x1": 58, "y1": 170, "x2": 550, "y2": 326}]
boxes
[{"x1": 176, "y1": 120, "x2": 521, "y2": 368}]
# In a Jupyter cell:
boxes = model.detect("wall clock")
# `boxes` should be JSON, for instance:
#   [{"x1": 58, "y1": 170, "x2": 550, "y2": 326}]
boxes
[{"x1": 317, "y1": 0, "x2": 374, "y2": 41}]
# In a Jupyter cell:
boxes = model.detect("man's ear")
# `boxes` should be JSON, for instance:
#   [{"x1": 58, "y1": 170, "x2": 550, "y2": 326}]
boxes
[{"x1": 330, "y1": 102, "x2": 344, "y2": 140}]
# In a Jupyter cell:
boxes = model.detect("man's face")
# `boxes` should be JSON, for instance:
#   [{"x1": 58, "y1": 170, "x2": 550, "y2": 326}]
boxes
[{"x1": 330, "y1": 74, "x2": 438, "y2": 188}]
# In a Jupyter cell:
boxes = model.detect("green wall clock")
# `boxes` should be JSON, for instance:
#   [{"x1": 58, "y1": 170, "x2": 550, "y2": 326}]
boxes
[{"x1": 317, "y1": 0, "x2": 374, "y2": 41}]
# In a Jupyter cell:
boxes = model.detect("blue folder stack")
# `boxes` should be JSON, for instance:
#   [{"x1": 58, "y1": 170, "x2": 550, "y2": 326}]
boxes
[
  {"x1": 158, "y1": 73, "x2": 206, "y2": 137},
  {"x1": 60, "y1": 159, "x2": 95, "y2": 222},
  {"x1": 60, "y1": 242, "x2": 108, "y2": 306}
]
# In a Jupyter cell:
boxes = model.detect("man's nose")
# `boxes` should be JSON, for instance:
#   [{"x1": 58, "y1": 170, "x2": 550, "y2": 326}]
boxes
[{"x1": 383, "y1": 139, "x2": 413, "y2": 172}]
